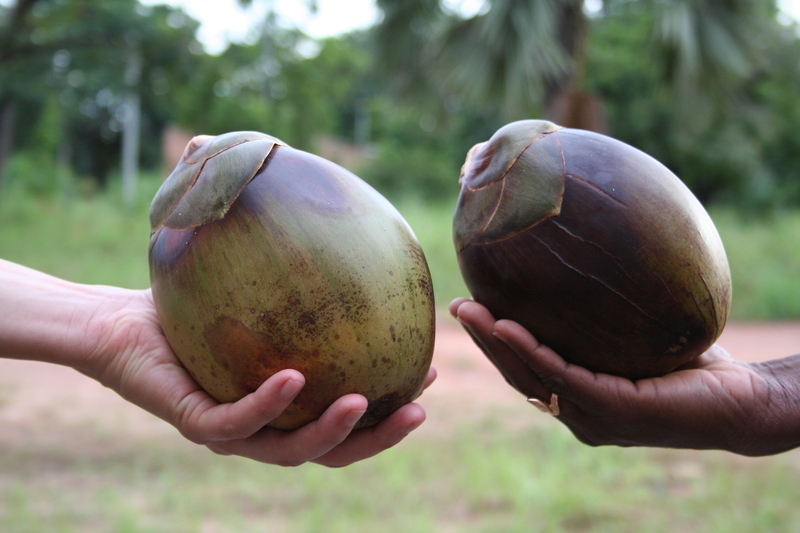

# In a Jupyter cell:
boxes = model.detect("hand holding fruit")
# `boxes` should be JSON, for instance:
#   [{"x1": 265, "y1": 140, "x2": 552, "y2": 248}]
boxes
[
  {"x1": 0, "y1": 258, "x2": 434, "y2": 467},
  {"x1": 1, "y1": 131, "x2": 438, "y2": 467},
  {"x1": 451, "y1": 297, "x2": 800, "y2": 457},
  {"x1": 453, "y1": 120, "x2": 731, "y2": 379},
  {"x1": 450, "y1": 121, "x2": 800, "y2": 456},
  {"x1": 99, "y1": 287, "x2": 436, "y2": 467},
  {"x1": 149, "y1": 132, "x2": 436, "y2": 430}
]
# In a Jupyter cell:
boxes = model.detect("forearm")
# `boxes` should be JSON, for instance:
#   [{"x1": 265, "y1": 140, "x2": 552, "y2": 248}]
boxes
[
  {"x1": 0, "y1": 258, "x2": 132, "y2": 377},
  {"x1": 744, "y1": 354, "x2": 800, "y2": 456}
]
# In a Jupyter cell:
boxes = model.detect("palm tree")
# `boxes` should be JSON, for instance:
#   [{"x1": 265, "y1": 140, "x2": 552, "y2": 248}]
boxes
[{"x1": 373, "y1": 0, "x2": 773, "y2": 132}]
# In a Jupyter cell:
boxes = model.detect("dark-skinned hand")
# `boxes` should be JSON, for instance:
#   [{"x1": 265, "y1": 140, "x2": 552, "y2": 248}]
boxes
[{"x1": 451, "y1": 297, "x2": 800, "y2": 456}]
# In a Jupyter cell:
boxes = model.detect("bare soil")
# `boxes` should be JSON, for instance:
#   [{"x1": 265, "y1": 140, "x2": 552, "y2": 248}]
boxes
[{"x1": 1, "y1": 317, "x2": 799, "y2": 448}]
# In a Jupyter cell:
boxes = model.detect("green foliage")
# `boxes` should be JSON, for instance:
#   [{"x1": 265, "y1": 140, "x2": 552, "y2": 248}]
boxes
[
  {"x1": 356, "y1": 96, "x2": 464, "y2": 204},
  {"x1": 711, "y1": 207, "x2": 800, "y2": 319},
  {"x1": 169, "y1": 34, "x2": 373, "y2": 153},
  {"x1": 0, "y1": 174, "x2": 157, "y2": 289},
  {"x1": 585, "y1": 1, "x2": 800, "y2": 208},
  {"x1": 0, "y1": 0, "x2": 800, "y2": 218},
  {"x1": 3, "y1": 151, "x2": 60, "y2": 197},
  {"x1": 4, "y1": 0, "x2": 800, "y2": 209},
  {"x1": 1, "y1": 0, "x2": 205, "y2": 185}
]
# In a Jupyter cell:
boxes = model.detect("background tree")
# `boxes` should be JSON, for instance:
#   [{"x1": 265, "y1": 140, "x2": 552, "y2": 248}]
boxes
[
  {"x1": 373, "y1": 0, "x2": 773, "y2": 125},
  {"x1": 0, "y1": 0, "x2": 203, "y2": 192},
  {"x1": 1, "y1": 0, "x2": 799, "y2": 210},
  {"x1": 370, "y1": 0, "x2": 797, "y2": 207}
]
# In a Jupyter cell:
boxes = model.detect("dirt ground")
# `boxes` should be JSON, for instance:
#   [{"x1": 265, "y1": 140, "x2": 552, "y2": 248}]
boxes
[{"x1": 1, "y1": 316, "x2": 800, "y2": 448}]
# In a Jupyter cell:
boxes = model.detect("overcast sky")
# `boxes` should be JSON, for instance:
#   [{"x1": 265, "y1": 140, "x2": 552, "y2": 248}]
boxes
[
  {"x1": 3, "y1": 0, "x2": 799, "y2": 55},
  {"x1": 137, "y1": 0, "x2": 485, "y2": 54},
  {"x1": 138, "y1": 0, "x2": 800, "y2": 55}
]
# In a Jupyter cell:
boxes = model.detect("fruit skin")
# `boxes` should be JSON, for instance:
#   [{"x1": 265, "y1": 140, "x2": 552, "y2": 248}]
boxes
[
  {"x1": 149, "y1": 132, "x2": 435, "y2": 430},
  {"x1": 453, "y1": 120, "x2": 732, "y2": 380}
]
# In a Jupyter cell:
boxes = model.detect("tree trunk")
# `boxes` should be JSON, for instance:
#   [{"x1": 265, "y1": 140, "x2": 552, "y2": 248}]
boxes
[
  {"x1": 545, "y1": 85, "x2": 608, "y2": 132},
  {"x1": 0, "y1": 95, "x2": 17, "y2": 191},
  {"x1": 541, "y1": 1, "x2": 609, "y2": 133},
  {"x1": 121, "y1": 39, "x2": 142, "y2": 207}
]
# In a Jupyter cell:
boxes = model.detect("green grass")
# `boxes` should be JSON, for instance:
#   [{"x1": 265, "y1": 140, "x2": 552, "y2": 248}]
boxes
[
  {"x1": 709, "y1": 207, "x2": 800, "y2": 320},
  {"x1": 2, "y1": 417, "x2": 800, "y2": 533},
  {"x1": 0, "y1": 178, "x2": 157, "y2": 290}
]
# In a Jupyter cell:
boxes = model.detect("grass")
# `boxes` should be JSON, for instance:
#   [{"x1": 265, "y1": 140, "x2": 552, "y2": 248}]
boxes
[
  {"x1": 3, "y1": 416, "x2": 800, "y2": 533},
  {"x1": 2, "y1": 415, "x2": 800, "y2": 533},
  {"x1": 709, "y1": 207, "x2": 800, "y2": 320},
  {"x1": 0, "y1": 178, "x2": 156, "y2": 290}
]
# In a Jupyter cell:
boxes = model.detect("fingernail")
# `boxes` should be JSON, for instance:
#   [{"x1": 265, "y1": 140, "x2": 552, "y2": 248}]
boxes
[
  {"x1": 280, "y1": 379, "x2": 304, "y2": 401},
  {"x1": 343, "y1": 409, "x2": 366, "y2": 427}
]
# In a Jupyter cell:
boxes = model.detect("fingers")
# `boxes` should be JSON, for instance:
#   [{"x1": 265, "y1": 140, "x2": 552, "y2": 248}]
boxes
[
  {"x1": 493, "y1": 319, "x2": 607, "y2": 404},
  {"x1": 451, "y1": 299, "x2": 551, "y2": 401},
  {"x1": 492, "y1": 319, "x2": 648, "y2": 421},
  {"x1": 208, "y1": 394, "x2": 369, "y2": 466},
  {"x1": 313, "y1": 402, "x2": 427, "y2": 467},
  {"x1": 312, "y1": 367, "x2": 434, "y2": 466},
  {"x1": 202, "y1": 370, "x2": 434, "y2": 467},
  {"x1": 448, "y1": 297, "x2": 472, "y2": 318},
  {"x1": 409, "y1": 366, "x2": 437, "y2": 403},
  {"x1": 451, "y1": 297, "x2": 623, "y2": 418},
  {"x1": 177, "y1": 369, "x2": 306, "y2": 443},
  {"x1": 423, "y1": 366, "x2": 437, "y2": 390},
  {"x1": 207, "y1": 395, "x2": 428, "y2": 467},
  {"x1": 269, "y1": 394, "x2": 370, "y2": 466}
]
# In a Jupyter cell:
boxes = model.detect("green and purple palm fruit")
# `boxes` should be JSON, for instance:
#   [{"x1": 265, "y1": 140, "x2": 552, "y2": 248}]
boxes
[
  {"x1": 454, "y1": 120, "x2": 731, "y2": 380},
  {"x1": 149, "y1": 132, "x2": 435, "y2": 430}
]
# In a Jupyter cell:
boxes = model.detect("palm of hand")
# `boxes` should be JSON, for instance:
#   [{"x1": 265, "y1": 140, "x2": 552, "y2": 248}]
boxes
[
  {"x1": 91, "y1": 288, "x2": 432, "y2": 467},
  {"x1": 452, "y1": 298, "x2": 782, "y2": 455},
  {"x1": 559, "y1": 346, "x2": 772, "y2": 452}
]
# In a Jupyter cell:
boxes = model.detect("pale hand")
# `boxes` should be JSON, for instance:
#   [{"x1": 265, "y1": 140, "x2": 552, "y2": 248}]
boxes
[{"x1": 0, "y1": 259, "x2": 435, "y2": 467}]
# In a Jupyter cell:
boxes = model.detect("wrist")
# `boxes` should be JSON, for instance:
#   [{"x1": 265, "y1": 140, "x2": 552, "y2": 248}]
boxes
[
  {"x1": 737, "y1": 356, "x2": 800, "y2": 456},
  {"x1": 0, "y1": 259, "x2": 144, "y2": 380}
]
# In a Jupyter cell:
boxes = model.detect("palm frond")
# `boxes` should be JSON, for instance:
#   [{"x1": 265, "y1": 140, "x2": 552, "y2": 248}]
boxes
[{"x1": 433, "y1": 0, "x2": 572, "y2": 117}]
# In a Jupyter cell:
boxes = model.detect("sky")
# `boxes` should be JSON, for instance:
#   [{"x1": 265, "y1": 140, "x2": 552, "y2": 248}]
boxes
[
  {"x1": 136, "y1": 0, "x2": 800, "y2": 55},
  {"x1": 137, "y1": 0, "x2": 489, "y2": 54},
  {"x1": 2, "y1": 0, "x2": 800, "y2": 54},
  {"x1": 138, "y1": 0, "x2": 379, "y2": 54}
]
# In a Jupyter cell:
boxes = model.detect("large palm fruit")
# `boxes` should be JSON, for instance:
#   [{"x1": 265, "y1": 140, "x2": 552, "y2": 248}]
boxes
[
  {"x1": 150, "y1": 132, "x2": 435, "y2": 430},
  {"x1": 453, "y1": 120, "x2": 731, "y2": 380}
]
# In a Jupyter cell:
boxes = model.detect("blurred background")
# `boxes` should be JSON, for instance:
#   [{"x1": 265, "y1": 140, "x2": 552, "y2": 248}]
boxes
[
  {"x1": 2, "y1": 0, "x2": 800, "y2": 531},
  {"x1": 2, "y1": 0, "x2": 800, "y2": 316}
]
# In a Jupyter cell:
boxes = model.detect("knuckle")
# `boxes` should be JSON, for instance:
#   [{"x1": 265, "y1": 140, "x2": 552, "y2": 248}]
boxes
[{"x1": 540, "y1": 370, "x2": 571, "y2": 396}]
